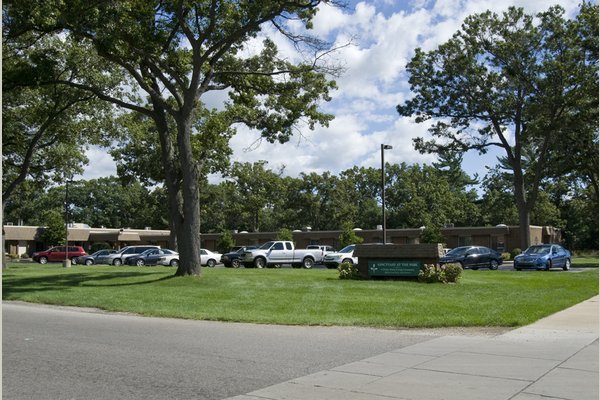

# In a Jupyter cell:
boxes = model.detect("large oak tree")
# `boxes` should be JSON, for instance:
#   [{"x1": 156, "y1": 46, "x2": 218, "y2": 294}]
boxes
[
  {"x1": 397, "y1": 3, "x2": 598, "y2": 249},
  {"x1": 6, "y1": 1, "x2": 340, "y2": 275}
]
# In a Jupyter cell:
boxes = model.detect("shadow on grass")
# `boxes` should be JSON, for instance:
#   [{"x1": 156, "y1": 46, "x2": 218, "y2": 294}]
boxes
[{"x1": 3, "y1": 271, "x2": 176, "y2": 297}]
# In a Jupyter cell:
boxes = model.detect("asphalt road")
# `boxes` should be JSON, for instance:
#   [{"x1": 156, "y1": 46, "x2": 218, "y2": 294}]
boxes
[{"x1": 3, "y1": 302, "x2": 437, "y2": 400}]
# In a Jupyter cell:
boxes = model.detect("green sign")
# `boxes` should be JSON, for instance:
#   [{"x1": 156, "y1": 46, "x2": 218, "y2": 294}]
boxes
[{"x1": 368, "y1": 260, "x2": 422, "y2": 277}]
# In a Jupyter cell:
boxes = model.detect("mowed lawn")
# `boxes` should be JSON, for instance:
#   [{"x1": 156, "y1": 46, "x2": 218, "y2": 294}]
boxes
[{"x1": 3, "y1": 263, "x2": 598, "y2": 328}]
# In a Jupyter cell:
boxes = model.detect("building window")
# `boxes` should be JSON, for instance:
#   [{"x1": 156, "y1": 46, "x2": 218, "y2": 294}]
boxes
[
  {"x1": 491, "y1": 235, "x2": 505, "y2": 252},
  {"x1": 458, "y1": 236, "x2": 472, "y2": 246}
]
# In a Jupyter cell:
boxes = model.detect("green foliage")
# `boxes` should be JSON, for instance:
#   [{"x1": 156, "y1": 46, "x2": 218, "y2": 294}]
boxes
[
  {"x1": 216, "y1": 231, "x2": 235, "y2": 254},
  {"x1": 398, "y1": 4, "x2": 598, "y2": 249},
  {"x1": 39, "y1": 209, "x2": 66, "y2": 246},
  {"x1": 275, "y1": 228, "x2": 294, "y2": 242},
  {"x1": 337, "y1": 262, "x2": 362, "y2": 280},
  {"x1": 511, "y1": 248, "x2": 522, "y2": 259},
  {"x1": 2, "y1": 34, "x2": 120, "y2": 204},
  {"x1": 419, "y1": 225, "x2": 445, "y2": 245},
  {"x1": 440, "y1": 263, "x2": 463, "y2": 283},
  {"x1": 419, "y1": 263, "x2": 463, "y2": 284},
  {"x1": 338, "y1": 222, "x2": 364, "y2": 248},
  {"x1": 501, "y1": 252, "x2": 511, "y2": 261},
  {"x1": 418, "y1": 264, "x2": 441, "y2": 283},
  {"x1": 3, "y1": 264, "x2": 598, "y2": 328}
]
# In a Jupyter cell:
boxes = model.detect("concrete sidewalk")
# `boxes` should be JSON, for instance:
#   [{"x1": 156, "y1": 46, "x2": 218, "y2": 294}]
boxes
[{"x1": 227, "y1": 296, "x2": 598, "y2": 400}]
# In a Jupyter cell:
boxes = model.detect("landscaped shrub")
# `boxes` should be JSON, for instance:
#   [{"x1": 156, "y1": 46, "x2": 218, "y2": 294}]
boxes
[
  {"x1": 419, "y1": 263, "x2": 463, "y2": 284},
  {"x1": 8, "y1": 253, "x2": 18, "y2": 260},
  {"x1": 338, "y1": 261, "x2": 362, "y2": 280},
  {"x1": 418, "y1": 264, "x2": 441, "y2": 283},
  {"x1": 501, "y1": 252, "x2": 511, "y2": 261},
  {"x1": 440, "y1": 263, "x2": 463, "y2": 283},
  {"x1": 20, "y1": 253, "x2": 30, "y2": 259},
  {"x1": 510, "y1": 248, "x2": 522, "y2": 260}
]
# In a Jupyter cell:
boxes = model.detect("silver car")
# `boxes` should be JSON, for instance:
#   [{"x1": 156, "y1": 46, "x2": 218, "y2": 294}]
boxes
[{"x1": 322, "y1": 244, "x2": 357, "y2": 269}]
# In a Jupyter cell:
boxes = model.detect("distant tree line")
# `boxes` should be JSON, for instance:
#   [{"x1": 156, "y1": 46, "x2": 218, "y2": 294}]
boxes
[{"x1": 4, "y1": 157, "x2": 597, "y2": 250}]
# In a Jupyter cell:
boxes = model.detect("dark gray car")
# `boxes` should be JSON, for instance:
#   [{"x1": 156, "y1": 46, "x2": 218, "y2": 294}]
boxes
[
  {"x1": 439, "y1": 246, "x2": 503, "y2": 270},
  {"x1": 76, "y1": 249, "x2": 117, "y2": 266}
]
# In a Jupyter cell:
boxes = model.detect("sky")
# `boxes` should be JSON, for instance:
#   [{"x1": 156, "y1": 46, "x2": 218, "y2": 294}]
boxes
[{"x1": 78, "y1": 0, "x2": 585, "y2": 189}]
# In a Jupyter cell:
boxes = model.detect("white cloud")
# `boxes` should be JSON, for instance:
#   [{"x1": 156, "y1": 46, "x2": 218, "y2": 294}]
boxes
[{"x1": 77, "y1": 146, "x2": 117, "y2": 180}]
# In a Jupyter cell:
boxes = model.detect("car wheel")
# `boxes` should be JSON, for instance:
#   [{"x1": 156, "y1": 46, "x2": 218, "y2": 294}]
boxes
[
  {"x1": 515, "y1": 267, "x2": 522, "y2": 271},
  {"x1": 254, "y1": 257, "x2": 266, "y2": 269},
  {"x1": 170, "y1": 259, "x2": 178, "y2": 267},
  {"x1": 113, "y1": 259, "x2": 122, "y2": 266},
  {"x1": 71, "y1": 257, "x2": 78, "y2": 265},
  {"x1": 231, "y1": 259, "x2": 240, "y2": 268},
  {"x1": 563, "y1": 259, "x2": 571, "y2": 271},
  {"x1": 273, "y1": 264, "x2": 282, "y2": 268},
  {"x1": 302, "y1": 257, "x2": 314, "y2": 269},
  {"x1": 136, "y1": 259, "x2": 145, "y2": 267},
  {"x1": 39, "y1": 256, "x2": 48, "y2": 265},
  {"x1": 489, "y1": 260, "x2": 499, "y2": 270},
  {"x1": 207, "y1": 259, "x2": 216, "y2": 268},
  {"x1": 342, "y1": 258, "x2": 353, "y2": 265},
  {"x1": 85, "y1": 259, "x2": 93, "y2": 266},
  {"x1": 545, "y1": 261, "x2": 551, "y2": 271}
]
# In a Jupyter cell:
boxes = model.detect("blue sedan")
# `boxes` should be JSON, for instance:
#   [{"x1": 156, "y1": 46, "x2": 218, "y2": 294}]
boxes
[{"x1": 514, "y1": 244, "x2": 571, "y2": 271}]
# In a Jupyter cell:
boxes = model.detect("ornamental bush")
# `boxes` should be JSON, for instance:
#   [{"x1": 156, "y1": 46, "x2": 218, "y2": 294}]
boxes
[
  {"x1": 338, "y1": 261, "x2": 362, "y2": 280},
  {"x1": 440, "y1": 263, "x2": 462, "y2": 283},
  {"x1": 419, "y1": 263, "x2": 462, "y2": 284},
  {"x1": 418, "y1": 264, "x2": 440, "y2": 283},
  {"x1": 510, "y1": 248, "x2": 522, "y2": 260},
  {"x1": 501, "y1": 252, "x2": 511, "y2": 261}
]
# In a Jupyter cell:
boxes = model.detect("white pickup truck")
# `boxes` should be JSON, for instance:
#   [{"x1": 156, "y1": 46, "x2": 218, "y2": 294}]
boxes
[{"x1": 242, "y1": 241, "x2": 323, "y2": 269}]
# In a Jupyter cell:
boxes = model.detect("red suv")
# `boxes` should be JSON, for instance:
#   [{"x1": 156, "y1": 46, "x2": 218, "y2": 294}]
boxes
[{"x1": 32, "y1": 246, "x2": 87, "y2": 264}]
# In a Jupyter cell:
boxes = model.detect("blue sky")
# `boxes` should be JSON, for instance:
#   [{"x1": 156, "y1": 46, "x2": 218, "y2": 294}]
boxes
[{"x1": 79, "y1": 0, "x2": 586, "y2": 191}]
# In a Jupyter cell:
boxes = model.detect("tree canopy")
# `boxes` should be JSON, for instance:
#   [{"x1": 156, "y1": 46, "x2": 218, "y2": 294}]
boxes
[
  {"x1": 5, "y1": 0, "x2": 341, "y2": 275},
  {"x1": 397, "y1": 3, "x2": 599, "y2": 249}
]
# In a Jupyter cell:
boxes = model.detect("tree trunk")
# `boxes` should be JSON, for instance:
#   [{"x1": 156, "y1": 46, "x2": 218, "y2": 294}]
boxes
[
  {"x1": 173, "y1": 114, "x2": 202, "y2": 276},
  {"x1": 512, "y1": 167, "x2": 531, "y2": 250},
  {"x1": 152, "y1": 107, "x2": 182, "y2": 253}
]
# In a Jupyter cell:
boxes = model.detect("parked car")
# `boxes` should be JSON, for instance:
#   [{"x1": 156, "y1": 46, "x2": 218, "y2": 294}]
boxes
[
  {"x1": 514, "y1": 244, "x2": 571, "y2": 271},
  {"x1": 32, "y1": 246, "x2": 87, "y2": 265},
  {"x1": 75, "y1": 249, "x2": 117, "y2": 266},
  {"x1": 439, "y1": 246, "x2": 503, "y2": 270},
  {"x1": 126, "y1": 248, "x2": 179, "y2": 267},
  {"x1": 241, "y1": 241, "x2": 323, "y2": 268},
  {"x1": 201, "y1": 249, "x2": 222, "y2": 267},
  {"x1": 322, "y1": 244, "x2": 357, "y2": 269},
  {"x1": 306, "y1": 245, "x2": 336, "y2": 260},
  {"x1": 221, "y1": 246, "x2": 258, "y2": 268},
  {"x1": 105, "y1": 245, "x2": 161, "y2": 266}
]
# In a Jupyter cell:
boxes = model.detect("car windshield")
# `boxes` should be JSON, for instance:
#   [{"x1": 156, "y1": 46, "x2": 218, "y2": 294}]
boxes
[
  {"x1": 116, "y1": 247, "x2": 130, "y2": 254},
  {"x1": 339, "y1": 245, "x2": 355, "y2": 253},
  {"x1": 524, "y1": 246, "x2": 551, "y2": 255},
  {"x1": 141, "y1": 249, "x2": 157, "y2": 256},
  {"x1": 259, "y1": 242, "x2": 275, "y2": 250},
  {"x1": 445, "y1": 247, "x2": 469, "y2": 256},
  {"x1": 91, "y1": 250, "x2": 105, "y2": 257}
]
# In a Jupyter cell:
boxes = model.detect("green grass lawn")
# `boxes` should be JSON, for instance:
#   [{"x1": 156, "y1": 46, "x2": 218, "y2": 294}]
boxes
[{"x1": 3, "y1": 263, "x2": 598, "y2": 329}]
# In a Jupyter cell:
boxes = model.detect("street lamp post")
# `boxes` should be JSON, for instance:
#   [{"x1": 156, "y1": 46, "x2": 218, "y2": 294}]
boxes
[
  {"x1": 381, "y1": 144, "x2": 393, "y2": 245},
  {"x1": 64, "y1": 178, "x2": 72, "y2": 268}
]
